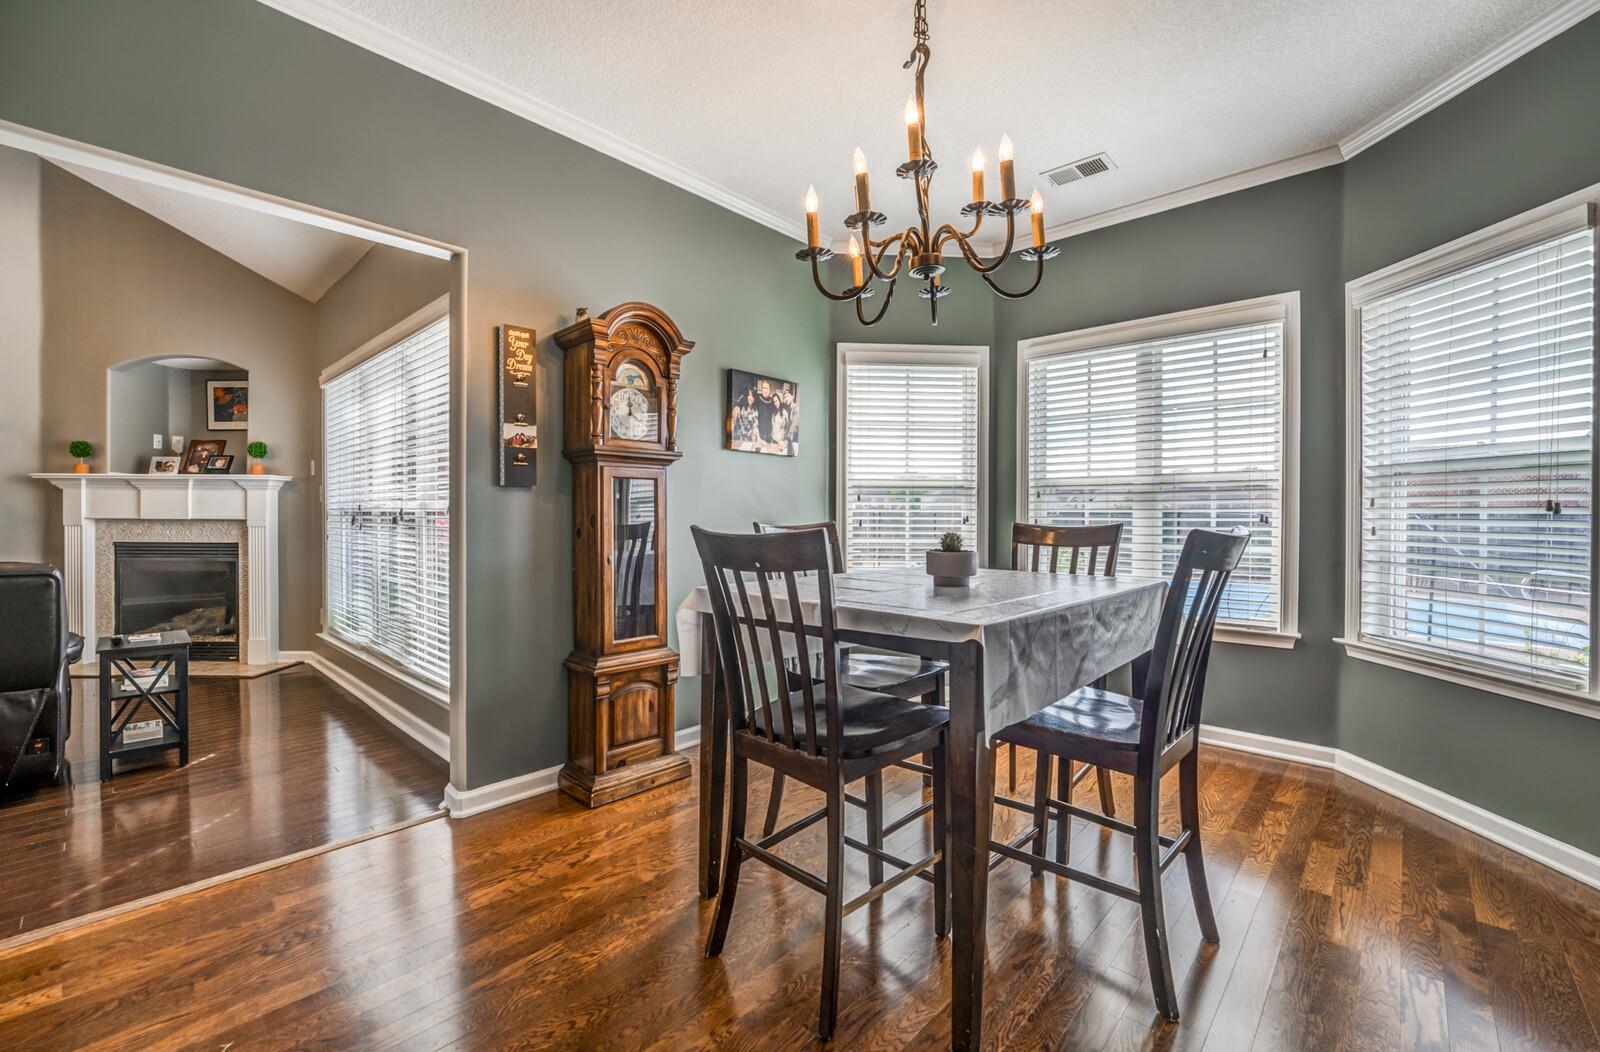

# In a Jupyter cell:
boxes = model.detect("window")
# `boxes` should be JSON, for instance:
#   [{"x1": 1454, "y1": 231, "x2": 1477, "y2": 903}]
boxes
[
  {"x1": 837, "y1": 344, "x2": 988, "y2": 570},
  {"x1": 1345, "y1": 205, "x2": 1596, "y2": 709},
  {"x1": 322, "y1": 308, "x2": 451, "y2": 691},
  {"x1": 1019, "y1": 294, "x2": 1299, "y2": 644}
]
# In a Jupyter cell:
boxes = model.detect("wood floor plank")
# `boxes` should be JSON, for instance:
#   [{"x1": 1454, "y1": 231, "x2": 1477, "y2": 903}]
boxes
[{"x1": 0, "y1": 744, "x2": 1596, "y2": 1050}]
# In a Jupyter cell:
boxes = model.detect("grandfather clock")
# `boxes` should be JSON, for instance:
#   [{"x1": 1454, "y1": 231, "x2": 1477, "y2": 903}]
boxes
[{"x1": 555, "y1": 302, "x2": 694, "y2": 807}]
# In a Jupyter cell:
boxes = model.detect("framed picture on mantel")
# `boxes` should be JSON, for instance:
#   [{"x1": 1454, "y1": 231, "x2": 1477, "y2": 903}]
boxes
[{"x1": 497, "y1": 324, "x2": 537, "y2": 486}]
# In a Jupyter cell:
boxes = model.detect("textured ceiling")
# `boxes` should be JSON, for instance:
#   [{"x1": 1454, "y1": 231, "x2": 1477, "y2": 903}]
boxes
[
  {"x1": 286, "y1": 0, "x2": 1562, "y2": 242},
  {"x1": 58, "y1": 161, "x2": 373, "y2": 301}
]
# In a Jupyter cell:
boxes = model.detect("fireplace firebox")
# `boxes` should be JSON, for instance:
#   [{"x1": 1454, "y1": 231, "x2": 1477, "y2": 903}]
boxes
[{"x1": 113, "y1": 542, "x2": 240, "y2": 661}]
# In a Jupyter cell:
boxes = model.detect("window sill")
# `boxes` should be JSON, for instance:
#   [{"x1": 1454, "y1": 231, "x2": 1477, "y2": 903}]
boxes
[
  {"x1": 1335, "y1": 636, "x2": 1600, "y2": 721},
  {"x1": 1214, "y1": 627, "x2": 1300, "y2": 650},
  {"x1": 317, "y1": 631, "x2": 450, "y2": 709}
]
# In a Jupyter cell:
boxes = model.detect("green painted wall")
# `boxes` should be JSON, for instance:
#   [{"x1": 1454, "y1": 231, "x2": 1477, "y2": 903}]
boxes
[
  {"x1": 0, "y1": 0, "x2": 827, "y2": 789},
  {"x1": 1336, "y1": 13, "x2": 1600, "y2": 852}
]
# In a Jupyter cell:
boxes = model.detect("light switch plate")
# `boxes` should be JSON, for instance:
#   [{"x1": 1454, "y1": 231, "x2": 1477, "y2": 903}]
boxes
[{"x1": 153, "y1": 433, "x2": 163, "y2": 450}]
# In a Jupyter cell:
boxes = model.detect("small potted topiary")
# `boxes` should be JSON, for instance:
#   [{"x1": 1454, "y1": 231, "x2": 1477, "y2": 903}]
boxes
[
  {"x1": 926, "y1": 530, "x2": 977, "y2": 586},
  {"x1": 247, "y1": 441, "x2": 269, "y2": 475},
  {"x1": 68, "y1": 440, "x2": 94, "y2": 474}
]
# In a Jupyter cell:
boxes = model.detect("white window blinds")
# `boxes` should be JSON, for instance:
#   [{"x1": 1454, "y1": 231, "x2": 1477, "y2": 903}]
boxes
[
  {"x1": 1356, "y1": 227, "x2": 1595, "y2": 690},
  {"x1": 841, "y1": 346, "x2": 986, "y2": 570},
  {"x1": 323, "y1": 315, "x2": 451, "y2": 689},
  {"x1": 1024, "y1": 314, "x2": 1288, "y2": 632}
]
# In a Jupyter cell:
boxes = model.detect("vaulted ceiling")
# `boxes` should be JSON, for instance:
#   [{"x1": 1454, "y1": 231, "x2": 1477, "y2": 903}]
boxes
[{"x1": 260, "y1": 0, "x2": 1583, "y2": 245}]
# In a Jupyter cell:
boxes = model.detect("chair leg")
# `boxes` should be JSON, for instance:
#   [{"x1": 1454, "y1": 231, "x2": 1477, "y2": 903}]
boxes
[
  {"x1": 762, "y1": 771, "x2": 786, "y2": 838},
  {"x1": 706, "y1": 754, "x2": 748, "y2": 958},
  {"x1": 1180, "y1": 751, "x2": 1219, "y2": 943},
  {"x1": 865, "y1": 772, "x2": 885, "y2": 887},
  {"x1": 932, "y1": 741, "x2": 950, "y2": 938},
  {"x1": 1054, "y1": 756, "x2": 1071, "y2": 866},
  {"x1": 1095, "y1": 766, "x2": 1117, "y2": 817},
  {"x1": 1029, "y1": 748, "x2": 1050, "y2": 876},
  {"x1": 920, "y1": 687, "x2": 939, "y2": 787},
  {"x1": 819, "y1": 778, "x2": 847, "y2": 1040},
  {"x1": 1008, "y1": 743, "x2": 1018, "y2": 792},
  {"x1": 1133, "y1": 771, "x2": 1180, "y2": 1022}
]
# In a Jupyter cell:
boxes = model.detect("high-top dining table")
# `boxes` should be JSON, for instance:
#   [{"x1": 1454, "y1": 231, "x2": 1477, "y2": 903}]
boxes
[{"x1": 677, "y1": 565, "x2": 1167, "y2": 1050}]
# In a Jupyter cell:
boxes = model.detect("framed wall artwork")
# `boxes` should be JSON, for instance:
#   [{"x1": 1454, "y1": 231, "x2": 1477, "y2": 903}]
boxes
[
  {"x1": 725, "y1": 369, "x2": 799, "y2": 457},
  {"x1": 206, "y1": 379, "x2": 249, "y2": 430},
  {"x1": 497, "y1": 324, "x2": 537, "y2": 486},
  {"x1": 180, "y1": 438, "x2": 226, "y2": 474}
]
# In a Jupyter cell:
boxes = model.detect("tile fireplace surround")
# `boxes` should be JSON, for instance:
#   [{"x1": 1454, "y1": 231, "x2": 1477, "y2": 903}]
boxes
[{"x1": 32, "y1": 473, "x2": 290, "y2": 665}]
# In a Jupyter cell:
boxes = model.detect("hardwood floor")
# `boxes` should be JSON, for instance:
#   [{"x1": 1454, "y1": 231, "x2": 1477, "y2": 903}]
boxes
[
  {"x1": 0, "y1": 665, "x2": 447, "y2": 939},
  {"x1": 1, "y1": 745, "x2": 1597, "y2": 1050}
]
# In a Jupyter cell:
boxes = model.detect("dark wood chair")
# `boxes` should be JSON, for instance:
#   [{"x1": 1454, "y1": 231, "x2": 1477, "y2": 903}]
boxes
[
  {"x1": 694, "y1": 525, "x2": 950, "y2": 1040},
  {"x1": 1004, "y1": 522, "x2": 1124, "y2": 810},
  {"x1": 753, "y1": 520, "x2": 947, "y2": 856},
  {"x1": 615, "y1": 520, "x2": 654, "y2": 639},
  {"x1": 991, "y1": 527, "x2": 1250, "y2": 1021}
]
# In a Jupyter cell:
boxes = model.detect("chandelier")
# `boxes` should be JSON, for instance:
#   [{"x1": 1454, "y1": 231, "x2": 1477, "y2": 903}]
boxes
[{"x1": 796, "y1": 0, "x2": 1058, "y2": 326}]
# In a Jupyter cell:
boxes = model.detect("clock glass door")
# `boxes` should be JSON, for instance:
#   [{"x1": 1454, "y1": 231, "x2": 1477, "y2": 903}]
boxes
[{"x1": 612, "y1": 475, "x2": 658, "y2": 641}]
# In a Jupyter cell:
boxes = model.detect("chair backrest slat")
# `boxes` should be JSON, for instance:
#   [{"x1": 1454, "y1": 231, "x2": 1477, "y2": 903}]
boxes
[
  {"x1": 695, "y1": 526, "x2": 845, "y2": 765},
  {"x1": 1139, "y1": 528, "x2": 1250, "y2": 760},
  {"x1": 753, "y1": 520, "x2": 845, "y2": 574},
  {"x1": 1010, "y1": 522, "x2": 1124, "y2": 578}
]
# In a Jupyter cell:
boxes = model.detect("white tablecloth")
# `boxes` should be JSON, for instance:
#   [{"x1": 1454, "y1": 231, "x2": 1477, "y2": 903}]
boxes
[{"x1": 675, "y1": 566, "x2": 1167, "y2": 739}]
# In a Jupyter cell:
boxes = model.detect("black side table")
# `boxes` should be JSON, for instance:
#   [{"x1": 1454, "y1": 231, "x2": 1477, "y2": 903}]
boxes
[{"x1": 96, "y1": 630, "x2": 191, "y2": 780}]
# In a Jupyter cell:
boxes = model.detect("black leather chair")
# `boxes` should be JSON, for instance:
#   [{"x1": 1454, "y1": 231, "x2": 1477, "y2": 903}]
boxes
[{"x1": 0, "y1": 563, "x2": 82, "y2": 789}]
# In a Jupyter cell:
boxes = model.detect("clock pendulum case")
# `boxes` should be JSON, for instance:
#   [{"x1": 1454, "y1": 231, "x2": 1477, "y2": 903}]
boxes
[{"x1": 553, "y1": 302, "x2": 694, "y2": 806}]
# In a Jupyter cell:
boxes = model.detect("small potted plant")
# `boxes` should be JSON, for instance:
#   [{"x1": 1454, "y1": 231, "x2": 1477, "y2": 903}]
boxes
[
  {"x1": 247, "y1": 441, "x2": 269, "y2": 475},
  {"x1": 68, "y1": 440, "x2": 94, "y2": 474},
  {"x1": 926, "y1": 531, "x2": 977, "y2": 586}
]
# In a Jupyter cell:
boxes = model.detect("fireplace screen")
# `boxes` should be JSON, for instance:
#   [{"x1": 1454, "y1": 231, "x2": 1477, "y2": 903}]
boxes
[{"x1": 113, "y1": 542, "x2": 240, "y2": 660}]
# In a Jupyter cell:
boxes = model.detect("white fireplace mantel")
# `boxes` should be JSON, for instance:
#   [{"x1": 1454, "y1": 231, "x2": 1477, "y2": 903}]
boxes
[{"x1": 32, "y1": 472, "x2": 291, "y2": 664}]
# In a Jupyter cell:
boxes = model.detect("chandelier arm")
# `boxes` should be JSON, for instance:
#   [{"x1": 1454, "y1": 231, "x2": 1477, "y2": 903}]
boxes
[
  {"x1": 940, "y1": 209, "x2": 1017, "y2": 275},
  {"x1": 978, "y1": 253, "x2": 1047, "y2": 300},
  {"x1": 855, "y1": 277, "x2": 898, "y2": 326},
  {"x1": 809, "y1": 253, "x2": 871, "y2": 303},
  {"x1": 863, "y1": 228, "x2": 913, "y2": 281}
]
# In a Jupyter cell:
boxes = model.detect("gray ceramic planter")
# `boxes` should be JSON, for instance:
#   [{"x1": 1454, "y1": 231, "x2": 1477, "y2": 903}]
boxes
[{"x1": 925, "y1": 549, "x2": 978, "y2": 586}]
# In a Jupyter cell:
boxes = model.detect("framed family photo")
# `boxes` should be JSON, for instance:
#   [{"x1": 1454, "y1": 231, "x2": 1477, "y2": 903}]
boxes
[
  {"x1": 206, "y1": 379, "x2": 249, "y2": 430},
  {"x1": 181, "y1": 438, "x2": 227, "y2": 474},
  {"x1": 725, "y1": 369, "x2": 799, "y2": 457}
]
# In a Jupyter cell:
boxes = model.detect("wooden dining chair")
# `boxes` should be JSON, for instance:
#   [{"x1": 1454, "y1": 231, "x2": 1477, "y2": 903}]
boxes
[
  {"x1": 754, "y1": 520, "x2": 948, "y2": 867},
  {"x1": 1005, "y1": 521, "x2": 1124, "y2": 811},
  {"x1": 694, "y1": 525, "x2": 950, "y2": 1040},
  {"x1": 990, "y1": 527, "x2": 1250, "y2": 1021}
]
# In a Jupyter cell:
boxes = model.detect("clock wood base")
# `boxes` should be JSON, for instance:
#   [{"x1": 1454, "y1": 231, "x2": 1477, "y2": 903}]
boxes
[{"x1": 557, "y1": 751, "x2": 692, "y2": 808}]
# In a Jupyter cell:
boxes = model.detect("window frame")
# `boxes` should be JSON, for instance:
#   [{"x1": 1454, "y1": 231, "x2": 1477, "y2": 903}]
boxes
[
  {"x1": 1342, "y1": 192, "x2": 1600, "y2": 719},
  {"x1": 834, "y1": 342, "x2": 990, "y2": 571},
  {"x1": 318, "y1": 295, "x2": 452, "y2": 706},
  {"x1": 1016, "y1": 292, "x2": 1302, "y2": 648}
]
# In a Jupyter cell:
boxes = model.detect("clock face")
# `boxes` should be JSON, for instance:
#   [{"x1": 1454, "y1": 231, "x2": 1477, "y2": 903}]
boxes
[{"x1": 610, "y1": 386, "x2": 652, "y2": 440}]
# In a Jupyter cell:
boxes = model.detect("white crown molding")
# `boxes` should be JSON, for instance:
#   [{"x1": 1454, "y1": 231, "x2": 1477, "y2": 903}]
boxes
[
  {"x1": 1339, "y1": 0, "x2": 1600, "y2": 158},
  {"x1": 251, "y1": 0, "x2": 804, "y2": 244},
  {"x1": 1201, "y1": 724, "x2": 1600, "y2": 892},
  {"x1": 992, "y1": 147, "x2": 1345, "y2": 254}
]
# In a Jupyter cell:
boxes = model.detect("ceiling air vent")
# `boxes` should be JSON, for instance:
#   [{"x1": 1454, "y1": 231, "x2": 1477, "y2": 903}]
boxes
[{"x1": 1043, "y1": 152, "x2": 1116, "y2": 187}]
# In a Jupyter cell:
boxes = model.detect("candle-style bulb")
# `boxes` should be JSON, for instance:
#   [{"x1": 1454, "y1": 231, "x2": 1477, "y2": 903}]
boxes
[
  {"x1": 1029, "y1": 187, "x2": 1046, "y2": 248},
  {"x1": 1029, "y1": 188, "x2": 1045, "y2": 214},
  {"x1": 847, "y1": 233, "x2": 861, "y2": 258},
  {"x1": 804, "y1": 185, "x2": 820, "y2": 249},
  {"x1": 998, "y1": 134, "x2": 1014, "y2": 162},
  {"x1": 971, "y1": 146, "x2": 985, "y2": 172},
  {"x1": 847, "y1": 233, "x2": 864, "y2": 288},
  {"x1": 904, "y1": 95, "x2": 920, "y2": 126},
  {"x1": 853, "y1": 147, "x2": 867, "y2": 175},
  {"x1": 804, "y1": 184, "x2": 818, "y2": 214}
]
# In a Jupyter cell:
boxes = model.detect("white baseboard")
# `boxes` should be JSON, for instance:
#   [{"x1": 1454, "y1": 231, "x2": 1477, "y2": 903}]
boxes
[
  {"x1": 441, "y1": 725, "x2": 703, "y2": 819},
  {"x1": 300, "y1": 651, "x2": 450, "y2": 760},
  {"x1": 1201, "y1": 723, "x2": 1600, "y2": 892}
]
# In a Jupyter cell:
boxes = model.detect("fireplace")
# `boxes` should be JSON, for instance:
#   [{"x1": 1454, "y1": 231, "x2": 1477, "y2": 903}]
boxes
[{"x1": 113, "y1": 542, "x2": 240, "y2": 661}]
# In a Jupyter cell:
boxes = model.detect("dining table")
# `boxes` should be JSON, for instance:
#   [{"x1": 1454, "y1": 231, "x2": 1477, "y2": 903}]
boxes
[{"x1": 676, "y1": 564, "x2": 1168, "y2": 1050}]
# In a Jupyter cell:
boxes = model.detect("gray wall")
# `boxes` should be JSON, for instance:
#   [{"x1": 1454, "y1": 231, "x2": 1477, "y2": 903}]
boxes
[
  {"x1": 0, "y1": 147, "x2": 46, "y2": 562},
  {"x1": 105, "y1": 362, "x2": 173, "y2": 473},
  {"x1": 0, "y1": 0, "x2": 827, "y2": 788},
  {"x1": 35, "y1": 163, "x2": 320, "y2": 645},
  {"x1": 311, "y1": 245, "x2": 453, "y2": 736},
  {"x1": 1334, "y1": 13, "x2": 1600, "y2": 852}
]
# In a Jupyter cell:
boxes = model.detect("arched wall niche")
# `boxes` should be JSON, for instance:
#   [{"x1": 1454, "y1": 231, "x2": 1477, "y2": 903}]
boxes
[{"x1": 105, "y1": 355, "x2": 248, "y2": 473}]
